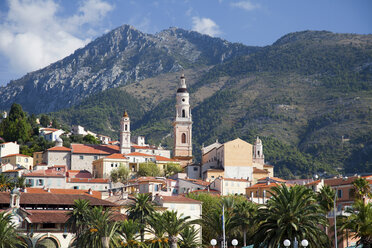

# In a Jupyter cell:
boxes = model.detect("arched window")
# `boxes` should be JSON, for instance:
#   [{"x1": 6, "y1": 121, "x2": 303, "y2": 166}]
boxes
[
  {"x1": 258, "y1": 151, "x2": 260, "y2": 156},
  {"x1": 181, "y1": 133, "x2": 186, "y2": 143},
  {"x1": 125, "y1": 124, "x2": 128, "y2": 131},
  {"x1": 182, "y1": 109, "x2": 186, "y2": 117}
]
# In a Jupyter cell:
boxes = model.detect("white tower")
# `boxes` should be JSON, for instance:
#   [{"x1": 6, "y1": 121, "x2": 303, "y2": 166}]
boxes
[
  {"x1": 173, "y1": 74, "x2": 193, "y2": 166},
  {"x1": 253, "y1": 136, "x2": 265, "y2": 165},
  {"x1": 120, "y1": 111, "x2": 131, "y2": 154}
]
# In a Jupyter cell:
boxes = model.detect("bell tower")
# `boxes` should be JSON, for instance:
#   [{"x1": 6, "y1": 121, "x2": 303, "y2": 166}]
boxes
[
  {"x1": 173, "y1": 74, "x2": 193, "y2": 166},
  {"x1": 253, "y1": 136, "x2": 265, "y2": 165},
  {"x1": 120, "y1": 111, "x2": 131, "y2": 154}
]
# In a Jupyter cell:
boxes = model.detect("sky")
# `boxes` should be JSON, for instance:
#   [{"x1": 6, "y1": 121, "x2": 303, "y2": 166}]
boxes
[{"x1": 0, "y1": 0, "x2": 371, "y2": 86}]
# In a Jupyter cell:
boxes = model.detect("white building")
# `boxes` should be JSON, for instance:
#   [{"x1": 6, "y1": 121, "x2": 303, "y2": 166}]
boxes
[
  {"x1": 0, "y1": 142, "x2": 19, "y2": 159},
  {"x1": 39, "y1": 128, "x2": 65, "y2": 142},
  {"x1": 209, "y1": 177, "x2": 251, "y2": 195}
]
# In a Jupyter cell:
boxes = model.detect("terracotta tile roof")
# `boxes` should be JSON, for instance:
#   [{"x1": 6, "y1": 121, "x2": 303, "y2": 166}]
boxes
[
  {"x1": 155, "y1": 155, "x2": 176, "y2": 162},
  {"x1": 204, "y1": 169, "x2": 224, "y2": 172},
  {"x1": 71, "y1": 144, "x2": 119, "y2": 155},
  {"x1": 3, "y1": 169, "x2": 23, "y2": 172},
  {"x1": 188, "y1": 189, "x2": 220, "y2": 195},
  {"x1": 1, "y1": 142, "x2": 17, "y2": 145},
  {"x1": 24, "y1": 170, "x2": 65, "y2": 178},
  {"x1": 25, "y1": 188, "x2": 101, "y2": 198},
  {"x1": 26, "y1": 210, "x2": 69, "y2": 223},
  {"x1": 105, "y1": 153, "x2": 128, "y2": 159},
  {"x1": 40, "y1": 128, "x2": 59, "y2": 132},
  {"x1": 66, "y1": 170, "x2": 92, "y2": 178},
  {"x1": 264, "y1": 164, "x2": 274, "y2": 168},
  {"x1": 108, "y1": 141, "x2": 119, "y2": 144},
  {"x1": 132, "y1": 145, "x2": 155, "y2": 150},
  {"x1": 324, "y1": 176, "x2": 364, "y2": 187},
  {"x1": 306, "y1": 179, "x2": 321, "y2": 186},
  {"x1": 253, "y1": 167, "x2": 269, "y2": 174},
  {"x1": 161, "y1": 195, "x2": 201, "y2": 204},
  {"x1": 0, "y1": 192, "x2": 115, "y2": 206},
  {"x1": 67, "y1": 178, "x2": 109, "y2": 183},
  {"x1": 258, "y1": 177, "x2": 287, "y2": 183},
  {"x1": 1, "y1": 153, "x2": 31, "y2": 158},
  {"x1": 182, "y1": 178, "x2": 210, "y2": 186},
  {"x1": 126, "y1": 152, "x2": 154, "y2": 157},
  {"x1": 48, "y1": 146, "x2": 71, "y2": 152}
]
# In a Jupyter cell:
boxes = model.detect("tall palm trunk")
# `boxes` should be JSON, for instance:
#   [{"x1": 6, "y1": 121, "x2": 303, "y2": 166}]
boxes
[
  {"x1": 243, "y1": 227, "x2": 247, "y2": 247},
  {"x1": 169, "y1": 235, "x2": 178, "y2": 248}
]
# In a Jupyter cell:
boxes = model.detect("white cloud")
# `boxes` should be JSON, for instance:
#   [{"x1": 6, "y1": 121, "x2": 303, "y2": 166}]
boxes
[
  {"x1": 0, "y1": 0, "x2": 113, "y2": 79},
  {"x1": 231, "y1": 1, "x2": 260, "y2": 11},
  {"x1": 191, "y1": 17, "x2": 221, "y2": 37}
]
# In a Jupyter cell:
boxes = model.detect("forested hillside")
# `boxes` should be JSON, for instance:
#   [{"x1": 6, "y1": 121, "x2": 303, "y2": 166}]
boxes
[{"x1": 3, "y1": 29, "x2": 372, "y2": 179}]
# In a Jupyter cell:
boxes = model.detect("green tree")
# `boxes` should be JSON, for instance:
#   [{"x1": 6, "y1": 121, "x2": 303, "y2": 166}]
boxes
[
  {"x1": 0, "y1": 174, "x2": 12, "y2": 192},
  {"x1": 110, "y1": 165, "x2": 130, "y2": 184},
  {"x1": 83, "y1": 134, "x2": 100, "y2": 144},
  {"x1": 232, "y1": 200, "x2": 257, "y2": 247},
  {"x1": 119, "y1": 219, "x2": 141, "y2": 248},
  {"x1": 316, "y1": 185, "x2": 335, "y2": 214},
  {"x1": 340, "y1": 201, "x2": 372, "y2": 247},
  {"x1": 39, "y1": 114, "x2": 50, "y2": 127},
  {"x1": 0, "y1": 103, "x2": 32, "y2": 142},
  {"x1": 164, "y1": 163, "x2": 183, "y2": 177},
  {"x1": 162, "y1": 211, "x2": 192, "y2": 248},
  {"x1": 67, "y1": 199, "x2": 91, "y2": 239},
  {"x1": 51, "y1": 118, "x2": 60, "y2": 129},
  {"x1": 0, "y1": 212, "x2": 26, "y2": 248},
  {"x1": 179, "y1": 225, "x2": 200, "y2": 248},
  {"x1": 74, "y1": 206, "x2": 121, "y2": 248},
  {"x1": 127, "y1": 193, "x2": 155, "y2": 242},
  {"x1": 253, "y1": 184, "x2": 330, "y2": 248},
  {"x1": 137, "y1": 162, "x2": 161, "y2": 177},
  {"x1": 351, "y1": 178, "x2": 372, "y2": 201},
  {"x1": 146, "y1": 212, "x2": 169, "y2": 248}
]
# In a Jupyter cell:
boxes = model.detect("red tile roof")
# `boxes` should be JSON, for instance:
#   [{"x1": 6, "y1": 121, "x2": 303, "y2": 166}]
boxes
[
  {"x1": 126, "y1": 152, "x2": 154, "y2": 157},
  {"x1": 246, "y1": 182, "x2": 291, "y2": 190},
  {"x1": 0, "y1": 192, "x2": 115, "y2": 206},
  {"x1": 26, "y1": 210, "x2": 69, "y2": 223},
  {"x1": 48, "y1": 146, "x2": 71, "y2": 152},
  {"x1": 25, "y1": 188, "x2": 101, "y2": 198},
  {"x1": 253, "y1": 167, "x2": 269, "y2": 174},
  {"x1": 188, "y1": 189, "x2": 220, "y2": 195},
  {"x1": 182, "y1": 178, "x2": 210, "y2": 186},
  {"x1": 155, "y1": 155, "x2": 176, "y2": 162},
  {"x1": 40, "y1": 128, "x2": 59, "y2": 132},
  {"x1": 1, "y1": 153, "x2": 31, "y2": 158},
  {"x1": 258, "y1": 177, "x2": 287, "y2": 182},
  {"x1": 24, "y1": 170, "x2": 65, "y2": 178},
  {"x1": 105, "y1": 153, "x2": 128, "y2": 159},
  {"x1": 324, "y1": 176, "x2": 366, "y2": 187},
  {"x1": 71, "y1": 144, "x2": 119, "y2": 155},
  {"x1": 264, "y1": 164, "x2": 274, "y2": 168},
  {"x1": 160, "y1": 196, "x2": 201, "y2": 204}
]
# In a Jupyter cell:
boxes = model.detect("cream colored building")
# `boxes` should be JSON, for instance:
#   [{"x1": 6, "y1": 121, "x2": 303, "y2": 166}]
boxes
[
  {"x1": 202, "y1": 138, "x2": 253, "y2": 180},
  {"x1": 1, "y1": 154, "x2": 33, "y2": 170},
  {"x1": 209, "y1": 177, "x2": 251, "y2": 195},
  {"x1": 92, "y1": 153, "x2": 129, "y2": 179},
  {"x1": 33, "y1": 152, "x2": 43, "y2": 166}
]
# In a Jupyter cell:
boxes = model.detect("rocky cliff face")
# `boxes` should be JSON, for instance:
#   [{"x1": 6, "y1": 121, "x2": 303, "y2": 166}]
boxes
[{"x1": 0, "y1": 25, "x2": 258, "y2": 113}]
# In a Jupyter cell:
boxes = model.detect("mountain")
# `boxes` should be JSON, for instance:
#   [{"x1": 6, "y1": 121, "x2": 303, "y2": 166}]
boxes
[
  {"x1": 0, "y1": 25, "x2": 258, "y2": 113},
  {"x1": 2, "y1": 27, "x2": 372, "y2": 178}
]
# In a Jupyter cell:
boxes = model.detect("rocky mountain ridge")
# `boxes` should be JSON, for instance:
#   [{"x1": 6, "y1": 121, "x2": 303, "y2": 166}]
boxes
[{"x1": 0, "y1": 25, "x2": 258, "y2": 113}]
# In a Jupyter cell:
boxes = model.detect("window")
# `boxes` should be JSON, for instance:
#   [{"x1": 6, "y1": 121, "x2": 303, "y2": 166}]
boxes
[
  {"x1": 338, "y1": 189, "x2": 343, "y2": 198},
  {"x1": 37, "y1": 179, "x2": 44, "y2": 186},
  {"x1": 182, "y1": 109, "x2": 186, "y2": 117},
  {"x1": 42, "y1": 223, "x2": 56, "y2": 229},
  {"x1": 193, "y1": 167, "x2": 198, "y2": 171},
  {"x1": 79, "y1": 155, "x2": 84, "y2": 160},
  {"x1": 74, "y1": 186, "x2": 79, "y2": 189},
  {"x1": 27, "y1": 179, "x2": 34, "y2": 186},
  {"x1": 211, "y1": 176, "x2": 215, "y2": 179},
  {"x1": 181, "y1": 133, "x2": 186, "y2": 143},
  {"x1": 94, "y1": 156, "x2": 98, "y2": 160},
  {"x1": 125, "y1": 124, "x2": 128, "y2": 131},
  {"x1": 111, "y1": 163, "x2": 114, "y2": 167}
]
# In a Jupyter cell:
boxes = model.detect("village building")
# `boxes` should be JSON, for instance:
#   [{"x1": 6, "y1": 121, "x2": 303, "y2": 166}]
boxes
[
  {"x1": 0, "y1": 141, "x2": 19, "y2": 158},
  {"x1": 92, "y1": 153, "x2": 129, "y2": 178},
  {"x1": 209, "y1": 177, "x2": 251, "y2": 195},
  {"x1": 1, "y1": 153, "x2": 33, "y2": 170}
]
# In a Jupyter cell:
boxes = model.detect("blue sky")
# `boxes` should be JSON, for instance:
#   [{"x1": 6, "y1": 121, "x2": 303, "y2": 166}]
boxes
[{"x1": 0, "y1": 0, "x2": 371, "y2": 86}]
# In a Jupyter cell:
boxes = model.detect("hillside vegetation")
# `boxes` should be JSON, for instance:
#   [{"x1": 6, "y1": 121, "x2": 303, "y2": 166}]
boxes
[{"x1": 6, "y1": 29, "x2": 372, "y2": 178}]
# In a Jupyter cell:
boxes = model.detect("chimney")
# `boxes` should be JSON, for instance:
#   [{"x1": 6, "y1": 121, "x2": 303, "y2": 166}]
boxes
[
  {"x1": 108, "y1": 189, "x2": 112, "y2": 197},
  {"x1": 88, "y1": 188, "x2": 92, "y2": 195},
  {"x1": 47, "y1": 188, "x2": 51, "y2": 193}
]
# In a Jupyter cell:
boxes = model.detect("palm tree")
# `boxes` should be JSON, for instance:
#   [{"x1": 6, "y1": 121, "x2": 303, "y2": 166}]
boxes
[
  {"x1": 253, "y1": 184, "x2": 330, "y2": 248},
  {"x1": 162, "y1": 211, "x2": 192, "y2": 248},
  {"x1": 340, "y1": 201, "x2": 372, "y2": 247},
  {"x1": 232, "y1": 200, "x2": 257, "y2": 247},
  {"x1": 146, "y1": 212, "x2": 169, "y2": 248},
  {"x1": 15, "y1": 177, "x2": 27, "y2": 189},
  {"x1": 316, "y1": 185, "x2": 335, "y2": 235},
  {"x1": 75, "y1": 206, "x2": 121, "y2": 248},
  {"x1": 127, "y1": 193, "x2": 155, "y2": 242},
  {"x1": 351, "y1": 178, "x2": 372, "y2": 202},
  {"x1": 0, "y1": 174, "x2": 11, "y2": 192},
  {"x1": 120, "y1": 219, "x2": 141, "y2": 247},
  {"x1": 67, "y1": 199, "x2": 91, "y2": 239},
  {"x1": 0, "y1": 212, "x2": 26, "y2": 248},
  {"x1": 179, "y1": 225, "x2": 200, "y2": 248}
]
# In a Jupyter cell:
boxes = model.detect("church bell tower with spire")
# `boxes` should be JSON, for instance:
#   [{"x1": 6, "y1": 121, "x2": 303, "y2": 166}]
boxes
[
  {"x1": 173, "y1": 74, "x2": 193, "y2": 166},
  {"x1": 120, "y1": 110, "x2": 131, "y2": 154}
]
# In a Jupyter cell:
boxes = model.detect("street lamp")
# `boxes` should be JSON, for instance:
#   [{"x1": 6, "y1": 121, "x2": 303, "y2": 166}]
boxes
[
  {"x1": 210, "y1": 239, "x2": 217, "y2": 248},
  {"x1": 301, "y1": 239, "x2": 309, "y2": 247},
  {"x1": 232, "y1": 239, "x2": 238, "y2": 248},
  {"x1": 283, "y1": 239, "x2": 291, "y2": 247}
]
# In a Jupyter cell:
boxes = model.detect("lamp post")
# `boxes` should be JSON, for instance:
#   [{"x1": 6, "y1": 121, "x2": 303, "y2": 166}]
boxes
[
  {"x1": 210, "y1": 239, "x2": 217, "y2": 248},
  {"x1": 283, "y1": 239, "x2": 308, "y2": 247},
  {"x1": 232, "y1": 239, "x2": 238, "y2": 248}
]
